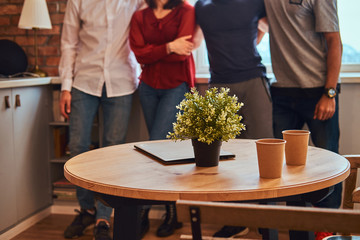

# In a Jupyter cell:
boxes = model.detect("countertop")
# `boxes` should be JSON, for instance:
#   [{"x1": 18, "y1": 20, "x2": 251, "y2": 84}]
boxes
[{"x1": 0, "y1": 77, "x2": 59, "y2": 89}]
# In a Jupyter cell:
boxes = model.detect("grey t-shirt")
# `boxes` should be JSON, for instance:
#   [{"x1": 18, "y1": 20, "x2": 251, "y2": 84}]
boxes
[{"x1": 264, "y1": 0, "x2": 339, "y2": 88}]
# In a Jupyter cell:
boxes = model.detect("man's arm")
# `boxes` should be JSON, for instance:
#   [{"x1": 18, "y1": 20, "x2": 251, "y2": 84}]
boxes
[
  {"x1": 313, "y1": 32, "x2": 342, "y2": 121},
  {"x1": 58, "y1": 0, "x2": 80, "y2": 119},
  {"x1": 193, "y1": 25, "x2": 204, "y2": 49},
  {"x1": 257, "y1": 17, "x2": 268, "y2": 45}
]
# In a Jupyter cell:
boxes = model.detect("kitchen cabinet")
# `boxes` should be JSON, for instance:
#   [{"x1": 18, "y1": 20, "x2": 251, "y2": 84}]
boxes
[{"x1": 0, "y1": 85, "x2": 51, "y2": 233}]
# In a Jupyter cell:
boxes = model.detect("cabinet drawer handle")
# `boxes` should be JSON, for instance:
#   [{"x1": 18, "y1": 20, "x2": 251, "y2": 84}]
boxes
[
  {"x1": 5, "y1": 96, "x2": 10, "y2": 109},
  {"x1": 15, "y1": 94, "x2": 21, "y2": 107}
]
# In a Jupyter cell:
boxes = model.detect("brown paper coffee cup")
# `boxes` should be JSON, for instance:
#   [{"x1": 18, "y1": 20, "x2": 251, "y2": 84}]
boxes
[
  {"x1": 282, "y1": 130, "x2": 310, "y2": 165},
  {"x1": 256, "y1": 138, "x2": 286, "y2": 178}
]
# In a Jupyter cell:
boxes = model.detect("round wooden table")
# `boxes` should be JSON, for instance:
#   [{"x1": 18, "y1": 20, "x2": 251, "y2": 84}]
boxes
[{"x1": 64, "y1": 139, "x2": 350, "y2": 240}]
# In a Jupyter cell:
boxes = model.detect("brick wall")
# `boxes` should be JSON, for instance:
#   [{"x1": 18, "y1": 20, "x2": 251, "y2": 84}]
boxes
[{"x1": 0, "y1": 0, "x2": 67, "y2": 76}]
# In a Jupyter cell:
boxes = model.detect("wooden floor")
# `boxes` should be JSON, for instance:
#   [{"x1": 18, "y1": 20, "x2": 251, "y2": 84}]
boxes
[{"x1": 9, "y1": 214, "x2": 290, "y2": 240}]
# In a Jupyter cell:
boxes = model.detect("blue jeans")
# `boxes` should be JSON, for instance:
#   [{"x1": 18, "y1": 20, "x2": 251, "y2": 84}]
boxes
[
  {"x1": 69, "y1": 87, "x2": 133, "y2": 221},
  {"x1": 139, "y1": 82, "x2": 188, "y2": 140},
  {"x1": 271, "y1": 92, "x2": 342, "y2": 209}
]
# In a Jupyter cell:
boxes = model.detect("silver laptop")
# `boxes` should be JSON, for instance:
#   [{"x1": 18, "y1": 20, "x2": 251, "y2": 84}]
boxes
[{"x1": 134, "y1": 140, "x2": 235, "y2": 165}]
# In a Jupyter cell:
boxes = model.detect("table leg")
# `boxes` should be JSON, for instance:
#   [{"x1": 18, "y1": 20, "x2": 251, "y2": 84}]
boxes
[
  {"x1": 99, "y1": 194, "x2": 143, "y2": 240},
  {"x1": 113, "y1": 204, "x2": 142, "y2": 240}
]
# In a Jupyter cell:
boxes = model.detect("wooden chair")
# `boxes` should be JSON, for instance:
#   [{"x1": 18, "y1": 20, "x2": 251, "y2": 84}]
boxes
[
  {"x1": 176, "y1": 200, "x2": 360, "y2": 240},
  {"x1": 342, "y1": 155, "x2": 360, "y2": 209},
  {"x1": 322, "y1": 155, "x2": 360, "y2": 240},
  {"x1": 176, "y1": 155, "x2": 360, "y2": 240}
]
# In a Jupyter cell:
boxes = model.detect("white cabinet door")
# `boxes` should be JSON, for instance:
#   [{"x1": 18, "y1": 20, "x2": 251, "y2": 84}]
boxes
[
  {"x1": 12, "y1": 86, "x2": 51, "y2": 220},
  {"x1": 0, "y1": 89, "x2": 17, "y2": 231}
]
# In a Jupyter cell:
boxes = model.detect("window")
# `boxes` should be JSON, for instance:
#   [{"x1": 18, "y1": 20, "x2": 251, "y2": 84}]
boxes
[
  {"x1": 338, "y1": 0, "x2": 360, "y2": 72},
  {"x1": 193, "y1": 1, "x2": 360, "y2": 76},
  {"x1": 256, "y1": 33, "x2": 271, "y2": 72}
]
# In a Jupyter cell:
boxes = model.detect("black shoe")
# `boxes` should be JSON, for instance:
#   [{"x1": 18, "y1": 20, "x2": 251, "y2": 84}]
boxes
[
  {"x1": 213, "y1": 226, "x2": 249, "y2": 237},
  {"x1": 140, "y1": 207, "x2": 150, "y2": 239},
  {"x1": 64, "y1": 208, "x2": 96, "y2": 238},
  {"x1": 94, "y1": 221, "x2": 111, "y2": 240},
  {"x1": 156, "y1": 203, "x2": 183, "y2": 237}
]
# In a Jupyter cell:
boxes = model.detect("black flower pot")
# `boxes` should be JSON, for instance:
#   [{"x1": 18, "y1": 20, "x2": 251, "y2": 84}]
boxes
[{"x1": 191, "y1": 139, "x2": 222, "y2": 167}]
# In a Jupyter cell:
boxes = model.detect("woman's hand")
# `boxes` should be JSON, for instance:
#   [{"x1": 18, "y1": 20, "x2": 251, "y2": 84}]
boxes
[{"x1": 167, "y1": 35, "x2": 194, "y2": 55}]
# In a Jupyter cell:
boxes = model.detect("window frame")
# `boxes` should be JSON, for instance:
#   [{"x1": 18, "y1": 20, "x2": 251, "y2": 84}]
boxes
[{"x1": 190, "y1": 0, "x2": 360, "y2": 80}]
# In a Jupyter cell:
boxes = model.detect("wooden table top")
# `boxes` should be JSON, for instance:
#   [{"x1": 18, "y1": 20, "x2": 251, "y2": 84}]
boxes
[{"x1": 64, "y1": 139, "x2": 350, "y2": 202}]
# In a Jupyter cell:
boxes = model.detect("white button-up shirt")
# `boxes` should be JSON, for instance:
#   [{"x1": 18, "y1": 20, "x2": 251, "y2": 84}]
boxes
[{"x1": 59, "y1": 0, "x2": 143, "y2": 97}]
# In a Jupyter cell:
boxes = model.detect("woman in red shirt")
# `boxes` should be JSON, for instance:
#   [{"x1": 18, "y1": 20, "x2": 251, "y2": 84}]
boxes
[{"x1": 129, "y1": 0, "x2": 196, "y2": 237}]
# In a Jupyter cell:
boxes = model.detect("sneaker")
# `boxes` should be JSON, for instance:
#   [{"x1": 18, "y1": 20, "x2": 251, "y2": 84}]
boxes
[
  {"x1": 156, "y1": 203, "x2": 183, "y2": 237},
  {"x1": 315, "y1": 232, "x2": 334, "y2": 240},
  {"x1": 213, "y1": 226, "x2": 250, "y2": 237},
  {"x1": 94, "y1": 221, "x2": 111, "y2": 240},
  {"x1": 64, "y1": 208, "x2": 96, "y2": 238}
]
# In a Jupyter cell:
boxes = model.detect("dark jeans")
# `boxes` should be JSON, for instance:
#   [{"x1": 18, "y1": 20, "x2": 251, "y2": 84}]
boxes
[
  {"x1": 271, "y1": 90, "x2": 342, "y2": 240},
  {"x1": 271, "y1": 91, "x2": 342, "y2": 209}
]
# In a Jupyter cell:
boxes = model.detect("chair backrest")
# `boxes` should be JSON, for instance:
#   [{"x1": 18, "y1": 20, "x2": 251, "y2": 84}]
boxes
[
  {"x1": 319, "y1": 155, "x2": 360, "y2": 240},
  {"x1": 176, "y1": 200, "x2": 360, "y2": 240},
  {"x1": 343, "y1": 155, "x2": 360, "y2": 209}
]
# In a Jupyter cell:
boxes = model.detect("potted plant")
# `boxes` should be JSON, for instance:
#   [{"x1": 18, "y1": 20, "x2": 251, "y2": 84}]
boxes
[{"x1": 167, "y1": 87, "x2": 246, "y2": 167}]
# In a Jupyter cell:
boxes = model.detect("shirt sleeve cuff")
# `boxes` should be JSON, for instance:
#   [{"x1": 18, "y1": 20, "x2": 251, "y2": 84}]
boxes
[
  {"x1": 61, "y1": 79, "x2": 73, "y2": 92},
  {"x1": 163, "y1": 44, "x2": 169, "y2": 56}
]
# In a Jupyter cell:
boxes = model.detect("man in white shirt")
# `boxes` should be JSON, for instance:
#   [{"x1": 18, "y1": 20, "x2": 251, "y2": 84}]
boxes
[{"x1": 59, "y1": 0, "x2": 143, "y2": 239}]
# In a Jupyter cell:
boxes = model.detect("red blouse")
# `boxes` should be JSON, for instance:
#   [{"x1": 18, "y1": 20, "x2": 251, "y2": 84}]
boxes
[{"x1": 129, "y1": 2, "x2": 196, "y2": 89}]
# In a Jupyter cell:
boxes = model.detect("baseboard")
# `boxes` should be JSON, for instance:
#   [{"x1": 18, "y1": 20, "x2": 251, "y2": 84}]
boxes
[{"x1": 0, "y1": 207, "x2": 51, "y2": 240}]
